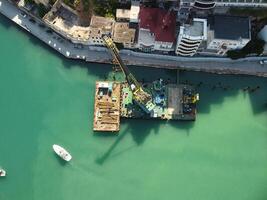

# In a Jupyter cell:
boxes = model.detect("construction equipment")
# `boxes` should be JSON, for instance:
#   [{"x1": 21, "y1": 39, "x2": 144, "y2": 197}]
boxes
[{"x1": 102, "y1": 35, "x2": 155, "y2": 114}]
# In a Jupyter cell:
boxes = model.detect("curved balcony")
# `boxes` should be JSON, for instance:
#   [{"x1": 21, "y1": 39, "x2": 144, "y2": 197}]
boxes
[
  {"x1": 180, "y1": 41, "x2": 200, "y2": 48},
  {"x1": 180, "y1": 38, "x2": 202, "y2": 45},
  {"x1": 193, "y1": 0, "x2": 216, "y2": 9},
  {"x1": 176, "y1": 50, "x2": 196, "y2": 56},
  {"x1": 177, "y1": 46, "x2": 197, "y2": 53}
]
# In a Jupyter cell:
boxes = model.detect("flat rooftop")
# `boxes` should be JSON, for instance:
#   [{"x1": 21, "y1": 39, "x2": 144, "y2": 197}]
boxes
[
  {"x1": 90, "y1": 15, "x2": 114, "y2": 33},
  {"x1": 167, "y1": 84, "x2": 183, "y2": 118},
  {"x1": 116, "y1": 9, "x2": 130, "y2": 19},
  {"x1": 209, "y1": 15, "x2": 251, "y2": 40},
  {"x1": 167, "y1": 84, "x2": 197, "y2": 120},
  {"x1": 93, "y1": 82, "x2": 121, "y2": 132},
  {"x1": 112, "y1": 22, "x2": 135, "y2": 44},
  {"x1": 184, "y1": 21, "x2": 204, "y2": 37}
]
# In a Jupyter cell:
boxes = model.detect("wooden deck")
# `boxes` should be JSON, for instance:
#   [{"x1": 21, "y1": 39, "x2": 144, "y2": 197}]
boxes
[{"x1": 93, "y1": 82, "x2": 121, "y2": 132}]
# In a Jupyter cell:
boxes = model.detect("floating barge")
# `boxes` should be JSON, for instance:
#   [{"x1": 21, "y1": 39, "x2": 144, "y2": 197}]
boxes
[
  {"x1": 120, "y1": 79, "x2": 198, "y2": 120},
  {"x1": 93, "y1": 81, "x2": 121, "y2": 132},
  {"x1": 93, "y1": 79, "x2": 199, "y2": 132}
]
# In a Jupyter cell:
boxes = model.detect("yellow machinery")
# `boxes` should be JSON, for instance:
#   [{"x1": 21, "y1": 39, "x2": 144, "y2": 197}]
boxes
[{"x1": 102, "y1": 35, "x2": 155, "y2": 113}]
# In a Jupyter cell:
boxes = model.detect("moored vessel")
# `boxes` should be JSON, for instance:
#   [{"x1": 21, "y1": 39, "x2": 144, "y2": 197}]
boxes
[
  {"x1": 0, "y1": 169, "x2": 6, "y2": 177},
  {"x1": 53, "y1": 144, "x2": 72, "y2": 162}
]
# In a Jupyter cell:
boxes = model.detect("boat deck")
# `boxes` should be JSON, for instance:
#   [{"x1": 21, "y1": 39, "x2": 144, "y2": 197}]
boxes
[
  {"x1": 167, "y1": 84, "x2": 196, "y2": 120},
  {"x1": 120, "y1": 81, "x2": 197, "y2": 120},
  {"x1": 93, "y1": 81, "x2": 121, "y2": 132}
]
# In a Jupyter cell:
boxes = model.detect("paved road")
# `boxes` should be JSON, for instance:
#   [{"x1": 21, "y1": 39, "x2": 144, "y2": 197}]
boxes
[
  {"x1": 1, "y1": 0, "x2": 267, "y2": 77},
  {"x1": 120, "y1": 51, "x2": 267, "y2": 77}
]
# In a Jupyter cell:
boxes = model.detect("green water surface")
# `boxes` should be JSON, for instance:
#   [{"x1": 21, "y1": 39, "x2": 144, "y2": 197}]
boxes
[{"x1": 1, "y1": 15, "x2": 267, "y2": 200}]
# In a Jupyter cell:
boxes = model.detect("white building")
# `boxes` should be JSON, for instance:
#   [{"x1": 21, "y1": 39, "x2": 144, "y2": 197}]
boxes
[
  {"x1": 207, "y1": 15, "x2": 251, "y2": 55},
  {"x1": 115, "y1": 1, "x2": 140, "y2": 23},
  {"x1": 176, "y1": 18, "x2": 207, "y2": 56},
  {"x1": 130, "y1": 1, "x2": 140, "y2": 23}
]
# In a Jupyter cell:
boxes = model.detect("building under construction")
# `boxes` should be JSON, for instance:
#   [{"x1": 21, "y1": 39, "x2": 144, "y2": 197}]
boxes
[{"x1": 93, "y1": 36, "x2": 199, "y2": 132}]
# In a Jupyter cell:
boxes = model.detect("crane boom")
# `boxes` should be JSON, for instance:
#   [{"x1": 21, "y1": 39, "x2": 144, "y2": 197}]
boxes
[{"x1": 102, "y1": 35, "x2": 155, "y2": 113}]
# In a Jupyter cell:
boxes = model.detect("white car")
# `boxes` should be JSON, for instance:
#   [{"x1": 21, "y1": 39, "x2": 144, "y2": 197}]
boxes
[
  {"x1": 20, "y1": 12, "x2": 27, "y2": 18},
  {"x1": 260, "y1": 60, "x2": 267, "y2": 65}
]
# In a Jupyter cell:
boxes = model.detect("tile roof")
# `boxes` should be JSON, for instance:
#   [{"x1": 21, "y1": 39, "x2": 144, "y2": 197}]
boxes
[{"x1": 139, "y1": 7, "x2": 176, "y2": 43}]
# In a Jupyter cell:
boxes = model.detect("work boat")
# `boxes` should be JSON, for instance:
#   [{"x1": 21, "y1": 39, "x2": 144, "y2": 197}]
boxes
[
  {"x1": 0, "y1": 169, "x2": 6, "y2": 177},
  {"x1": 53, "y1": 144, "x2": 72, "y2": 162}
]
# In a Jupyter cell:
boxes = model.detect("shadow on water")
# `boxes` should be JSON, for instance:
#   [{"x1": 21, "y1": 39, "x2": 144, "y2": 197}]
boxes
[
  {"x1": 168, "y1": 120, "x2": 194, "y2": 136},
  {"x1": 53, "y1": 153, "x2": 68, "y2": 166},
  {"x1": 0, "y1": 15, "x2": 13, "y2": 29},
  {"x1": 0, "y1": 176, "x2": 7, "y2": 182},
  {"x1": 179, "y1": 71, "x2": 267, "y2": 115},
  {"x1": 94, "y1": 118, "x2": 194, "y2": 165},
  {"x1": 26, "y1": 32, "x2": 113, "y2": 78},
  {"x1": 94, "y1": 128, "x2": 129, "y2": 165},
  {"x1": 92, "y1": 71, "x2": 267, "y2": 165}
]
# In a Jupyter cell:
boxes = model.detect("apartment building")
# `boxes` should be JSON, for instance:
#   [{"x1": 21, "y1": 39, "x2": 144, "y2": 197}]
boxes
[
  {"x1": 207, "y1": 15, "x2": 251, "y2": 55},
  {"x1": 176, "y1": 18, "x2": 207, "y2": 56}
]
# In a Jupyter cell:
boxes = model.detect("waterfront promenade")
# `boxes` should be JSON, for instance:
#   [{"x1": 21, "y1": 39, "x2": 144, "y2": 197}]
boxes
[{"x1": 1, "y1": 0, "x2": 267, "y2": 77}]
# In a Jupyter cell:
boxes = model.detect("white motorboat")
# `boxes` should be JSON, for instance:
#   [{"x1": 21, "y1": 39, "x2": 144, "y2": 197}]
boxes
[
  {"x1": 53, "y1": 144, "x2": 72, "y2": 162},
  {"x1": 0, "y1": 169, "x2": 6, "y2": 177}
]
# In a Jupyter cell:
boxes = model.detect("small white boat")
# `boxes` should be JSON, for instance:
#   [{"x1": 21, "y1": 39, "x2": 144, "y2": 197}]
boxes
[
  {"x1": 0, "y1": 169, "x2": 6, "y2": 177},
  {"x1": 53, "y1": 144, "x2": 72, "y2": 162}
]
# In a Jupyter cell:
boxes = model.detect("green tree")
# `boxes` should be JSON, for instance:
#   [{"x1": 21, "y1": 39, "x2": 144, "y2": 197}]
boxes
[
  {"x1": 24, "y1": 0, "x2": 35, "y2": 4},
  {"x1": 93, "y1": 0, "x2": 117, "y2": 18},
  {"x1": 37, "y1": 3, "x2": 49, "y2": 18},
  {"x1": 227, "y1": 39, "x2": 265, "y2": 60}
]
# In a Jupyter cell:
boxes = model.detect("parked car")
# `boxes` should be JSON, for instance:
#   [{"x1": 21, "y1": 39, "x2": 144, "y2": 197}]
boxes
[
  {"x1": 20, "y1": 12, "x2": 27, "y2": 18},
  {"x1": 260, "y1": 60, "x2": 267, "y2": 65}
]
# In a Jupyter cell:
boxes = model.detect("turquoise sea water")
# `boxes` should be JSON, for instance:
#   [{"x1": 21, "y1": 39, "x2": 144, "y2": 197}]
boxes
[{"x1": 1, "y1": 15, "x2": 267, "y2": 200}]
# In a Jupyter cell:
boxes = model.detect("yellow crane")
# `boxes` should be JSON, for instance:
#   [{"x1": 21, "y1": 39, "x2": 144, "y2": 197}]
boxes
[{"x1": 102, "y1": 35, "x2": 155, "y2": 113}]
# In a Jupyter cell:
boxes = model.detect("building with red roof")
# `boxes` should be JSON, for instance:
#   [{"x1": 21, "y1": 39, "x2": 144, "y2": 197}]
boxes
[{"x1": 137, "y1": 7, "x2": 177, "y2": 52}]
